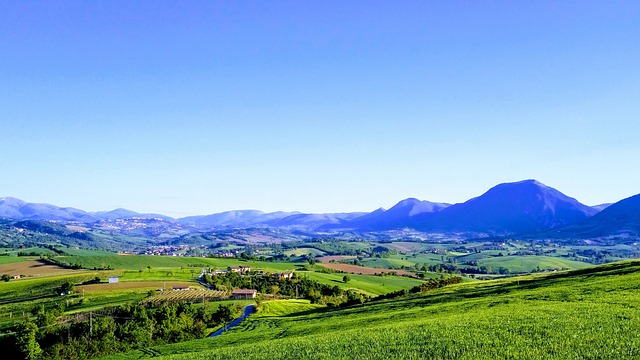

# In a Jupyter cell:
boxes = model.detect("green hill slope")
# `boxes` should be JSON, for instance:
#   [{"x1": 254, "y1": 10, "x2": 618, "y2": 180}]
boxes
[{"x1": 103, "y1": 260, "x2": 640, "y2": 360}]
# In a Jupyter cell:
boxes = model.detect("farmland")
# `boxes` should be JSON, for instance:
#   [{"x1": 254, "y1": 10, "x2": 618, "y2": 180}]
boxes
[
  {"x1": 317, "y1": 262, "x2": 417, "y2": 277},
  {"x1": 142, "y1": 289, "x2": 229, "y2": 305},
  {"x1": 103, "y1": 260, "x2": 640, "y2": 360},
  {"x1": 2, "y1": 244, "x2": 639, "y2": 359},
  {"x1": 0, "y1": 260, "x2": 77, "y2": 277},
  {"x1": 301, "y1": 271, "x2": 426, "y2": 296},
  {"x1": 53, "y1": 255, "x2": 299, "y2": 272}
]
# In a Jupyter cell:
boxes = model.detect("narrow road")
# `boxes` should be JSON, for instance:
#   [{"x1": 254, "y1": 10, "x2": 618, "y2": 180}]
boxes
[{"x1": 208, "y1": 304, "x2": 256, "y2": 337}]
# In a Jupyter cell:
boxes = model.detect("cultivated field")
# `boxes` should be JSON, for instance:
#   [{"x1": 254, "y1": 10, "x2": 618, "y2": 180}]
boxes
[
  {"x1": 300, "y1": 271, "x2": 424, "y2": 296},
  {"x1": 102, "y1": 261, "x2": 640, "y2": 360},
  {"x1": 143, "y1": 289, "x2": 229, "y2": 305},
  {"x1": 76, "y1": 281, "x2": 200, "y2": 293},
  {"x1": 316, "y1": 255, "x2": 357, "y2": 263},
  {"x1": 318, "y1": 262, "x2": 417, "y2": 277},
  {"x1": 0, "y1": 260, "x2": 81, "y2": 277},
  {"x1": 283, "y1": 247, "x2": 326, "y2": 257}
]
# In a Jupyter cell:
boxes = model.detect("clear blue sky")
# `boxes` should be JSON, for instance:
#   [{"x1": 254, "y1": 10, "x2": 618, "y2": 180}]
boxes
[{"x1": 1, "y1": 1, "x2": 639, "y2": 217}]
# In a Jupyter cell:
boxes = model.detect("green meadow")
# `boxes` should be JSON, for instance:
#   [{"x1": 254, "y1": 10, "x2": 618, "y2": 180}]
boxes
[
  {"x1": 55, "y1": 255, "x2": 300, "y2": 272},
  {"x1": 102, "y1": 260, "x2": 640, "y2": 360},
  {"x1": 478, "y1": 255, "x2": 592, "y2": 273},
  {"x1": 300, "y1": 271, "x2": 425, "y2": 296}
]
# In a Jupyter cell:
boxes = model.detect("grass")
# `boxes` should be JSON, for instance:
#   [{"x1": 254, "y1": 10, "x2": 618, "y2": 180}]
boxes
[
  {"x1": 55, "y1": 255, "x2": 300, "y2": 272},
  {"x1": 101, "y1": 260, "x2": 640, "y2": 360},
  {"x1": 283, "y1": 248, "x2": 326, "y2": 257},
  {"x1": 0, "y1": 256, "x2": 29, "y2": 265},
  {"x1": 257, "y1": 299, "x2": 323, "y2": 317},
  {"x1": 478, "y1": 255, "x2": 592, "y2": 273},
  {"x1": 300, "y1": 271, "x2": 424, "y2": 296}
]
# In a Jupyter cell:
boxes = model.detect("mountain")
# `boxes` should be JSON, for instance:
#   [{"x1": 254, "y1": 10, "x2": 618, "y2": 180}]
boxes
[
  {"x1": 412, "y1": 180, "x2": 598, "y2": 234},
  {"x1": 94, "y1": 208, "x2": 174, "y2": 221},
  {"x1": 591, "y1": 203, "x2": 613, "y2": 212},
  {"x1": 178, "y1": 210, "x2": 298, "y2": 228},
  {"x1": 341, "y1": 198, "x2": 450, "y2": 231},
  {"x1": 547, "y1": 193, "x2": 640, "y2": 239},
  {"x1": 0, "y1": 197, "x2": 97, "y2": 223},
  {"x1": 263, "y1": 212, "x2": 366, "y2": 230},
  {"x1": 0, "y1": 197, "x2": 175, "y2": 223}
]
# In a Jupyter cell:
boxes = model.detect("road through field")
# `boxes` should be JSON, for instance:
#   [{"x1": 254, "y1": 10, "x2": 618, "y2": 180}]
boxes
[{"x1": 209, "y1": 305, "x2": 256, "y2": 337}]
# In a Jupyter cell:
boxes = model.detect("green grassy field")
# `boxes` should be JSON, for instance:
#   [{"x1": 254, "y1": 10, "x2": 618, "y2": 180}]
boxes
[
  {"x1": 55, "y1": 255, "x2": 301, "y2": 272},
  {"x1": 283, "y1": 247, "x2": 326, "y2": 257},
  {"x1": 257, "y1": 299, "x2": 323, "y2": 317},
  {"x1": 478, "y1": 255, "x2": 592, "y2": 273},
  {"x1": 101, "y1": 260, "x2": 640, "y2": 360},
  {"x1": 300, "y1": 271, "x2": 425, "y2": 296},
  {"x1": 0, "y1": 255, "x2": 29, "y2": 265},
  {"x1": 360, "y1": 253, "x2": 449, "y2": 269}
]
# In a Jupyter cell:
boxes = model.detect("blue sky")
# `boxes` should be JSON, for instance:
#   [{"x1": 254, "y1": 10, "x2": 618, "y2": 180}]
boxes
[{"x1": 1, "y1": 1, "x2": 639, "y2": 216}]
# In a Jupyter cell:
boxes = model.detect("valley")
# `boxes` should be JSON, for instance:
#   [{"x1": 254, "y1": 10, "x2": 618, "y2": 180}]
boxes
[{"x1": 1, "y1": 180, "x2": 640, "y2": 359}]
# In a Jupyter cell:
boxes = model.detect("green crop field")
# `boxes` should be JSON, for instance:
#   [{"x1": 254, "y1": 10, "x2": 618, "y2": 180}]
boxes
[
  {"x1": 54, "y1": 255, "x2": 301, "y2": 272},
  {"x1": 101, "y1": 260, "x2": 640, "y2": 360},
  {"x1": 361, "y1": 253, "x2": 451, "y2": 269},
  {"x1": 257, "y1": 299, "x2": 323, "y2": 317},
  {"x1": 0, "y1": 255, "x2": 29, "y2": 265},
  {"x1": 478, "y1": 255, "x2": 592, "y2": 273},
  {"x1": 300, "y1": 271, "x2": 425, "y2": 296},
  {"x1": 283, "y1": 247, "x2": 326, "y2": 257}
]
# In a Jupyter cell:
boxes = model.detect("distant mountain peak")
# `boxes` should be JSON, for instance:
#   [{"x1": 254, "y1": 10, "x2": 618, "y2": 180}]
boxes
[{"x1": 412, "y1": 180, "x2": 598, "y2": 234}]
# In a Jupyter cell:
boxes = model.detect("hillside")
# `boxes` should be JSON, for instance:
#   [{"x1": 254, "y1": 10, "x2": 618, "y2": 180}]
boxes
[
  {"x1": 105, "y1": 260, "x2": 640, "y2": 360},
  {"x1": 547, "y1": 193, "x2": 640, "y2": 240},
  {"x1": 412, "y1": 180, "x2": 597, "y2": 234},
  {"x1": 341, "y1": 198, "x2": 450, "y2": 231}
]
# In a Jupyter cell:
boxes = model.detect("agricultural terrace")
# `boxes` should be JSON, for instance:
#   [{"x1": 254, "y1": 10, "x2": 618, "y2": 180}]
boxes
[{"x1": 103, "y1": 260, "x2": 640, "y2": 360}]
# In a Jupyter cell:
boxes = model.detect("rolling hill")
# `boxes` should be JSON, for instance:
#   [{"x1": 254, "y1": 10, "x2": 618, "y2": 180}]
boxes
[{"x1": 103, "y1": 260, "x2": 640, "y2": 360}]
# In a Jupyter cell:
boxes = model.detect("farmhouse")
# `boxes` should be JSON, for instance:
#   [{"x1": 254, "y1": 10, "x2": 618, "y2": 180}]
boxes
[
  {"x1": 231, "y1": 289, "x2": 257, "y2": 299},
  {"x1": 228, "y1": 266, "x2": 251, "y2": 273},
  {"x1": 12, "y1": 275, "x2": 20, "y2": 280},
  {"x1": 108, "y1": 276, "x2": 119, "y2": 284},
  {"x1": 172, "y1": 286, "x2": 190, "y2": 291},
  {"x1": 272, "y1": 272, "x2": 294, "y2": 280}
]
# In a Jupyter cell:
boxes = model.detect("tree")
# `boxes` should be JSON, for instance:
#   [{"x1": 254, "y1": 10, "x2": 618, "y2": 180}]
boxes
[
  {"x1": 16, "y1": 321, "x2": 42, "y2": 360},
  {"x1": 343, "y1": 275, "x2": 351, "y2": 283},
  {"x1": 270, "y1": 285, "x2": 280, "y2": 295},
  {"x1": 59, "y1": 281, "x2": 74, "y2": 295},
  {"x1": 1, "y1": 274, "x2": 10, "y2": 282},
  {"x1": 147, "y1": 265, "x2": 151, "y2": 273},
  {"x1": 214, "y1": 305, "x2": 234, "y2": 329}
]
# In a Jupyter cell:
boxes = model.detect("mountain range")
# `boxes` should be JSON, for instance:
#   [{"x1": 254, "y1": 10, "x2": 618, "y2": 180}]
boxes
[{"x1": 1, "y1": 179, "x2": 639, "y2": 239}]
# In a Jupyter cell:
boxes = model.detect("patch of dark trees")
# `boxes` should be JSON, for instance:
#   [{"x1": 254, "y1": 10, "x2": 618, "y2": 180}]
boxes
[{"x1": 4, "y1": 302, "x2": 241, "y2": 360}]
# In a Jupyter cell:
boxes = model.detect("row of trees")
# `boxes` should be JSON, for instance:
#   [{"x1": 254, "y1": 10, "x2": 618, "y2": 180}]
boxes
[{"x1": 374, "y1": 276, "x2": 463, "y2": 301}]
